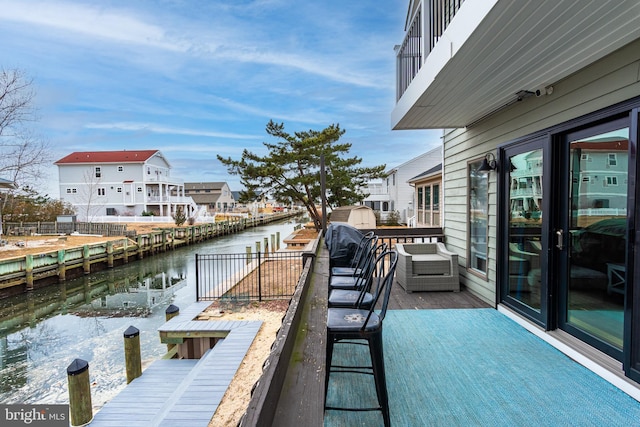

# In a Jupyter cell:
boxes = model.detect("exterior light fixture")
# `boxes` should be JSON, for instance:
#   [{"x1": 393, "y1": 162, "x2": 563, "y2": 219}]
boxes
[{"x1": 478, "y1": 153, "x2": 498, "y2": 173}]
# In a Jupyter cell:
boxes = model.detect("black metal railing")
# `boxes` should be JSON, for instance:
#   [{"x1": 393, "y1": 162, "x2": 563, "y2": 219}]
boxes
[
  {"x1": 195, "y1": 251, "x2": 306, "y2": 302},
  {"x1": 362, "y1": 227, "x2": 445, "y2": 249},
  {"x1": 396, "y1": 0, "x2": 465, "y2": 100}
]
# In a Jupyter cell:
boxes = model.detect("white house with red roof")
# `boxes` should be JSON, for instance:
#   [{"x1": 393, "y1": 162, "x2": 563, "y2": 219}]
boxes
[{"x1": 54, "y1": 150, "x2": 196, "y2": 221}]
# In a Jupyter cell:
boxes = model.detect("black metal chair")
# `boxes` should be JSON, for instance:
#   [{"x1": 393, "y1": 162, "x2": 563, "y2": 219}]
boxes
[
  {"x1": 328, "y1": 242, "x2": 386, "y2": 293},
  {"x1": 324, "y1": 249, "x2": 398, "y2": 427},
  {"x1": 331, "y1": 232, "x2": 376, "y2": 278},
  {"x1": 328, "y1": 247, "x2": 392, "y2": 309}
]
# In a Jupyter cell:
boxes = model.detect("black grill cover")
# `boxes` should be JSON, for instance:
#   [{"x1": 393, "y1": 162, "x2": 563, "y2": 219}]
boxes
[{"x1": 325, "y1": 223, "x2": 364, "y2": 267}]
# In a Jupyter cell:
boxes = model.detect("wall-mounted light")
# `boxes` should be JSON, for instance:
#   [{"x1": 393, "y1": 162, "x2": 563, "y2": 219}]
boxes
[{"x1": 478, "y1": 153, "x2": 498, "y2": 173}]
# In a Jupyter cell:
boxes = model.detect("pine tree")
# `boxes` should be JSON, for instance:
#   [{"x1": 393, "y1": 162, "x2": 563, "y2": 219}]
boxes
[{"x1": 218, "y1": 121, "x2": 386, "y2": 230}]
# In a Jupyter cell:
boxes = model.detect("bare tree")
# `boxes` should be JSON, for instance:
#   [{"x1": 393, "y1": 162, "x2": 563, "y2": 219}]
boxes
[
  {"x1": 0, "y1": 68, "x2": 52, "y2": 187},
  {"x1": 77, "y1": 168, "x2": 106, "y2": 222},
  {"x1": 0, "y1": 68, "x2": 53, "y2": 235}
]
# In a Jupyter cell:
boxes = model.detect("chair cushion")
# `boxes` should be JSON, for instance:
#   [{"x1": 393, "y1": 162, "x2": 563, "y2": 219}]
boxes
[
  {"x1": 411, "y1": 254, "x2": 450, "y2": 275},
  {"x1": 328, "y1": 289, "x2": 374, "y2": 308},
  {"x1": 327, "y1": 308, "x2": 381, "y2": 332},
  {"x1": 331, "y1": 266, "x2": 362, "y2": 277}
]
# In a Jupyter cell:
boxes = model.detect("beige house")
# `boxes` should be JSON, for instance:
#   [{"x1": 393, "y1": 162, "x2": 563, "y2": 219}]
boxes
[
  {"x1": 183, "y1": 182, "x2": 235, "y2": 214},
  {"x1": 407, "y1": 163, "x2": 441, "y2": 227}
]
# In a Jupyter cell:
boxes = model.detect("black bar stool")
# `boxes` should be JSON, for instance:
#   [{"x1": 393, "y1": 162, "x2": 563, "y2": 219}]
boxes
[{"x1": 324, "y1": 249, "x2": 398, "y2": 427}]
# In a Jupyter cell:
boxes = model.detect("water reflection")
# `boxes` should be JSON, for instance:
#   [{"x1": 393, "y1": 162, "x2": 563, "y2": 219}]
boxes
[{"x1": 0, "y1": 219, "x2": 301, "y2": 406}]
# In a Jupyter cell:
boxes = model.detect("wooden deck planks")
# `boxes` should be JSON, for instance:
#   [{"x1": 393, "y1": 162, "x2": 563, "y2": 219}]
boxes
[
  {"x1": 269, "y1": 242, "x2": 491, "y2": 427},
  {"x1": 90, "y1": 303, "x2": 262, "y2": 427}
]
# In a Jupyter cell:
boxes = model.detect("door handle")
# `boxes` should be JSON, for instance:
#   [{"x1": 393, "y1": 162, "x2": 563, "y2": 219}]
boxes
[{"x1": 556, "y1": 230, "x2": 564, "y2": 250}]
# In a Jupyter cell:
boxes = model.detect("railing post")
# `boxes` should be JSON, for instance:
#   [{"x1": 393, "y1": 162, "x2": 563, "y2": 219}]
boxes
[
  {"x1": 257, "y1": 251, "x2": 262, "y2": 302},
  {"x1": 195, "y1": 254, "x2": 200, "y2": 301}
]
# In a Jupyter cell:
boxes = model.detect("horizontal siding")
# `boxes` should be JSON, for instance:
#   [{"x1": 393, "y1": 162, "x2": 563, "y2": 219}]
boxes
[{"x1": 443, "y1": 37, "x2": 640, "y2": 306}]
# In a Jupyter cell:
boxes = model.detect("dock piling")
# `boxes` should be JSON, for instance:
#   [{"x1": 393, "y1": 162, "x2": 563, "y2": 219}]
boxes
[
  {"x1": 67, "y1": 358, "x2": 93, "y2": 426},
  {"x1": 124, "y1": 325, "x2": 142, "y2": 384}
]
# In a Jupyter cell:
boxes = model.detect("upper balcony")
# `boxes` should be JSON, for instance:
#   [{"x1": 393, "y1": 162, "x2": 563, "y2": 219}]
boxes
[{"x1": 392, "y1": 0, "x2": 640, "y2": 130}]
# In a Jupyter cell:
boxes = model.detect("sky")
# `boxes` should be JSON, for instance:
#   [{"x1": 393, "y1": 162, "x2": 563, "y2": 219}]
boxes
[{"x1": 0, "y1": 0, "x2": 442, "y2": 197}]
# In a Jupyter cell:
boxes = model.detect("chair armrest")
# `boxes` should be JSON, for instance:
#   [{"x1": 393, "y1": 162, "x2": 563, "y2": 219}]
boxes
[
  {"x1": 395, "y1": 244, "x2": 414, "y2": 276},
  {"x1": 435, "y1": 242, "x2": 460, "y2": 277}
]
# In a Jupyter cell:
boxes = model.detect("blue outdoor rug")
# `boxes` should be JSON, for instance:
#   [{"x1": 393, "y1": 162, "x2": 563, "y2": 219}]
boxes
[{"x1": 324, "y1": 308, "x2": 640, "y2": 427}]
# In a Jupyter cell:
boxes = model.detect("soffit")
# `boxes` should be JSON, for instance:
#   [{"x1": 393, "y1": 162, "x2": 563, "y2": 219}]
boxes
[{"x1": 392, "y1": 0, "x2": 640, "y2": 129}]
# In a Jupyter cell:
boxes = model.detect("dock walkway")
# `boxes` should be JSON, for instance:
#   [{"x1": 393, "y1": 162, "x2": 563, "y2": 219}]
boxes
[{"x1": 90, "y1": 301, "x2": 262, "y2": 427}]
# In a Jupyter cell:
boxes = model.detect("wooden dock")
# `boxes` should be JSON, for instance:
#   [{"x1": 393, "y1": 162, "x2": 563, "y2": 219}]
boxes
[{"x1": 89, "y1": 301, "x2": 262, "y2": 427}]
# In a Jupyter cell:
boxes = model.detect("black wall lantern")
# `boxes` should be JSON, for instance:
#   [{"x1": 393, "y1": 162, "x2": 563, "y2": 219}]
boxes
[{"x1": 478, "y1": 152, "x2": 498, "y2": 173}]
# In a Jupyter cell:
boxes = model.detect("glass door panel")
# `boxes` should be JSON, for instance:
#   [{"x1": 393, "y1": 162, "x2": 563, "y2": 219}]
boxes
[
  {"x1": 507, "y1": 149, "x2": 544, "y2": 311},
  {"x1": 564, "y1": 127, "x2": 628, "y2": 351}
]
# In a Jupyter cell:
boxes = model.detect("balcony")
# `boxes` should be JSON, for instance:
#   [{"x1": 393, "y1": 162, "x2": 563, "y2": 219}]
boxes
[
  {"x1": 241, "y1": 232, "x2": 640, "y2": 425},
  {"x1": 393, "y1": 0, "x2": 640, "y2": 130}
]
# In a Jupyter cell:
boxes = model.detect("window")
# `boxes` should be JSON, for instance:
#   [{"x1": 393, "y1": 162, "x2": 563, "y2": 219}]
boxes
[
  {"x1": 106, "y1": 208, "x2": 116, "y2": 215},
  {"x1": 468, "y1": 159, "x2": 488, "y2": 275},
  {"x1": 608, "y1": 153, "x2": 617, "y2": 166},
  {"x1": 95, "y1": 167, "x2": 101, "y2": 178},
  {"x1": 137, "y1": 187, "x2": 142, "y2": 192},
  {"x1": 116, "y1": 187, "x2": 122, "y2": 193},
  {"x1": 97, "y1": 188, "x2": 106, "y2": 196},
  {"x1": 117, "y1": 166, "x2": 124, "y2": 172},
  {"x1": 606, "y1": 176, "x2": 618, "y2": 186},
  {"x1": 66, "y1": 188, "x2": 72, "y2": 194}
]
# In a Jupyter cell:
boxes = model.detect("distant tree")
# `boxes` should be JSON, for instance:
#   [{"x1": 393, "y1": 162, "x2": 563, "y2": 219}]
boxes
[
  {"x1": 3, "y1": 186, "x2": 74, "y2": 222},
  {"x1": 0, "y1": 68, "x2": 52, "y2": 225},
  {"x1": 76, "y1": 168, "x2": 105, "y2": 221},
  {"x1": 173, "y1": 206, "x2": 187, "y2": 226},
  {"x1": 218, "y1": 120, "x2": 386, "y2": 230}
]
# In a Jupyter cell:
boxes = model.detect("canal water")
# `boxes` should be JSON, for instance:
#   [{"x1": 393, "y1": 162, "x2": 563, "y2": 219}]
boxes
[{"x1": 0, "y1": 219, "x2": 303, "y2": 408}]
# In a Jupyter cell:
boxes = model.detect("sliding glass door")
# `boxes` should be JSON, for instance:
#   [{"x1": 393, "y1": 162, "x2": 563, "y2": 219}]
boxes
[
  {"x1": 500, "y1": 137, "x2": 548, "y2": 326},
  {"x1": 557, "y1": 119, "x2": 629, "y2": 358}
]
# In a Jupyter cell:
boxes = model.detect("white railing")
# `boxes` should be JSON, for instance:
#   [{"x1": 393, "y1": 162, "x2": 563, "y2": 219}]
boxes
[
  {"x1": 576, "y1": 208, "x2": 627, "y2": 217},
  {"x1": 407, "y1": 215, "x2": 417, "y2": 228},
  {"x1": 90, "y1": 215, "x2": 177, "y2": 223}
]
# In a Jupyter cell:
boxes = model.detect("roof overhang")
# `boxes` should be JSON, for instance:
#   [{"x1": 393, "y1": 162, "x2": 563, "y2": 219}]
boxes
[
  {"x1": 392, "y1": 0, "x2": 640, "y2": 130},
  {"x1": 0, "y1": 178, "x2": 17, "y2": 190}
]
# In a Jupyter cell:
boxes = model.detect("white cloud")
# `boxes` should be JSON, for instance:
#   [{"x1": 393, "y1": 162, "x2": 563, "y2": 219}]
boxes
[{"x1": 85, "y1": 122, "x2": 260, "y2": 140}]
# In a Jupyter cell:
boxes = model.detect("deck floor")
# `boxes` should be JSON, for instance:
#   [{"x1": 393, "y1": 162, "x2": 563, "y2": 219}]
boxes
[{"x1": 271, "y1": 244, "x2": 490, "y2": 426}]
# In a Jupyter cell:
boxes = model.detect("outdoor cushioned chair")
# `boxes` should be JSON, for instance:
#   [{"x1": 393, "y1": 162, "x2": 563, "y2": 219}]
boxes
[{"x1": 395, "y1": 242, "x2": 460, "y2": 292}]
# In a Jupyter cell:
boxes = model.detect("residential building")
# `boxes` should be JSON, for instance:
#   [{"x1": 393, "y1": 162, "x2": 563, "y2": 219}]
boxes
[
  {"x1": 184, "y1": 182, "x2": 236, "y2": 214},
  {"x1": 55, "y1": 150, "x2": 196, "y2": 221},
  {"x1": 407, "y1": 163, "x2": 442, "y2": 227},
  {"x1": 360, "y1": 178, "x2": 392, "y2": 222},
  {"x1": 362, "y1": 147, "x2": 442, "y2": 224},
  {"x1": 393, "y1": 1, "x2": 640, "y2": 393}
]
